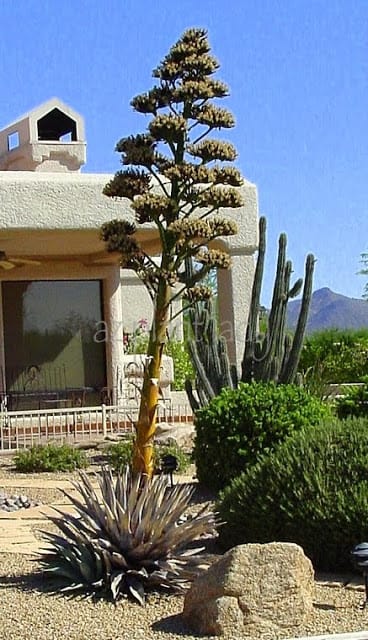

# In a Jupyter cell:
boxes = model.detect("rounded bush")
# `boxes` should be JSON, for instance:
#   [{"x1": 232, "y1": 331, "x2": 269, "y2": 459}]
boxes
[
  {"x1": 218, "y1": 417, "x2": 368, "y2": 571},
  {"x1": 194, "y1": 382, "x2": 329, "y2": 490},
  {"x1": 14, "y1": 443, "x2": 87, "y2": 473}
]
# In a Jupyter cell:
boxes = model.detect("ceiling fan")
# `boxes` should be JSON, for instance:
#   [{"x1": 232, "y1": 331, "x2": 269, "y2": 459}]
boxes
[{"x1": 0, "y1": 251, "x2": 41, "y2": 270}]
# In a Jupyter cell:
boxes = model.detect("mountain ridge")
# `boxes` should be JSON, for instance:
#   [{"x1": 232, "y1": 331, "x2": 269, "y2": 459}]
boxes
[{"x1": 287, "y1": 287, "x2": 368, "y2": 333}]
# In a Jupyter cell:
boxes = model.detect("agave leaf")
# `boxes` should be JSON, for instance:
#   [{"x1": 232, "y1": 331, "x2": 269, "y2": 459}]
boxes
[
  {"x1": 148, "y1": 484, "x2": 194, "y2": 539},
  {"x1": 114, "y1": 500, "x2": 133, "y2": 546},
  {"x1": 47, "y1": 508, "x2": 99, "y2": 540},
  {"x1": 94, "y1": 538, "x2": 116, "y2": 551},
  {"x1": 157, "y1": 514, "x2": 216, "y2": 553},
  {"x1": 115, "y1": 467, "x2": 129, "y2": 511},
  {"x1": 127, "y1": 540, "x2": 156, "y2": 562},
  {"x1": 59, "y1": 582, "x2": 85, "y2": 593},
  {"x1": 99, "y1": 468, "x2": 119, "y2": 520},
  {"x1": 110, "y1": 570, "x2": 125, "y2": 601},
  {"x1": 40, "y1": 466, "x2": 217, "y2": 605},
  {"x1": 145, "y1": 571, "x2": 176, "y2": 590},
  {"x1": 59, "y1": 490, "x2": 105, "y2": 530},
  {"x1": 99, "y1": 495, "x2": 125, "y2": 545},
  {"x1": 101, "y1": 548, "x2": 112, "y2": 577},
  {"x1": 71, "y1": 473, "x2": 107, "y2": 526},
  {"x1": 126, "y1": 567, "x2": 149, "y2": 578},
  {"x1": 88, "y1": 468, "x2": 133, "y2": 548},
  {"x1": 110, "y1": 551, "x2": 129, "y2": 569},
  {"x1": 93, "y1": 548, "x2": 105, "y2": 579},
  {"x1": 176, "y1": 546, "x2": 207, "y2": 557},
  {"x1": 38, "y1": 530, "x2": 74, "y2": 549},
  {"x1": 92, "y1": 578, "x2": 104, "y2": 588},
  {"x1": 132, "y1": 476, "x2": 174, "y2": 544},
  {"x1": 125, "y1": 574, "x2": 145, "y2": 606},
  {"x1": 76, "y1": 548, "x2": 100, "y2": 583},
  {"x1": 126, "y1": 472, "x2": 142, "y2": 520},
  {"x1": 149, "y1": 514, "x2": 216, "y2": 559},
  {"x1": 130, "y1": 480, "x2": 151, "y2": 539},
  {"x1": 42, "y1": 562, "x2": 81, "y2": 583},
  {"x1": 46, "y1": 515, "x2": 91, "y2": 546}
]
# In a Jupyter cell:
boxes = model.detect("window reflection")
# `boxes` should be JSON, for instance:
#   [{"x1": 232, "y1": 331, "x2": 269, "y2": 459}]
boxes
[{"x1": 2, "y1": 280, "x2": 106, "y2": 396}]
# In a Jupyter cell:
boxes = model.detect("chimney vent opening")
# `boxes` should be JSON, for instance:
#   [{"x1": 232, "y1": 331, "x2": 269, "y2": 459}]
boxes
[{"x1": 37, "y1": 108, "x2": 77, "y2": 141}]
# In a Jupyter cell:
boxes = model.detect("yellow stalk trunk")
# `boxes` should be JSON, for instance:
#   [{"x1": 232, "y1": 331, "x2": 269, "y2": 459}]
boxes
[{"x1": 132, "y1": 280, "x2": 171, "y2": 478}]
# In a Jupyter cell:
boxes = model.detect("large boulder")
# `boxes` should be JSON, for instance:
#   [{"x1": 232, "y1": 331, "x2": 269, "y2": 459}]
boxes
[{"x1": 183, "y1": 542, "x2": 314, "y2": 636}]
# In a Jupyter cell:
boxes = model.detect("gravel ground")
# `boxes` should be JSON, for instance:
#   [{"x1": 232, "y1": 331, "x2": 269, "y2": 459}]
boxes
[
  {"x1": 1, "y1": 554, "x2": 368, "y2": 640},
  {"x1": 1, "y1": 456, "x2": 368, "y2": 639}
]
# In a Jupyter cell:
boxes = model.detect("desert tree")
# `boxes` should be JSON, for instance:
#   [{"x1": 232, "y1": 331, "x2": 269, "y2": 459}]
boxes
[
  {"x1": 101, "y1": 27, "x2": 243, "y2": 478},
  {"x1": 360, "y1": 251, "x2": 368, "y2": 300}
]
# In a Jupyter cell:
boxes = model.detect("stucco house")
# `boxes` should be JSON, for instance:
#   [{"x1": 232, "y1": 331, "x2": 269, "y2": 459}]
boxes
[{"x1": 0, "y1": 98, "x2": 258, "y2": 410}]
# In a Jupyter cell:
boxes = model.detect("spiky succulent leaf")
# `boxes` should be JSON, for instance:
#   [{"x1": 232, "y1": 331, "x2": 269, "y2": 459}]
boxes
[{"x1": 39, "y1": 467, "x2": 218, "y2": 604}]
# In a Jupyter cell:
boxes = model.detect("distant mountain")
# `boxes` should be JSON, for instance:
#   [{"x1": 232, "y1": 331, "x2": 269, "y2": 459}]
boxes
[{"x1": 287, "y1": 287, "x2": 368, "y2": 333}]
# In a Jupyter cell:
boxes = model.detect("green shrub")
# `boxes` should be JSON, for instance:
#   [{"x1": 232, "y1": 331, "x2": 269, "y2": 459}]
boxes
[
  {"x1": 164, "y1": 339, "x2": 194, "y2": 391},
  {"x1": 336, "y1": 377, "x2": 368, "y2": 419},
  {"x1": 107, "y1": 439, "x2": 191, "y2": 474},
  {"x1": 218, "y1": 417, "x2": 368, "y2": 571},
  {"x1": 194, "y1": 382, "x2": 329, "y2": 490},
  {"x1": 106, "y1": 439, "x2": 133, "y2": 472},
  {"x1": 299, "y1": 329, "x2": 368, "y2": 390},
  {"x1": 14, "y1": 443, "x2": 87, "y2": 473}
]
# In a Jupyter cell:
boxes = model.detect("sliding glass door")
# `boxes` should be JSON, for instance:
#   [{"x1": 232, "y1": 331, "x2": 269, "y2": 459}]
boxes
[{"x1": 2, "y1": 280, "x2": 106, "y2": 406}]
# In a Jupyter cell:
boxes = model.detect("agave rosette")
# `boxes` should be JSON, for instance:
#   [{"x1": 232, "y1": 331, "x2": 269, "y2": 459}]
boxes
[{"x1": 39, "y1": 466, "x2": 217, "y2": 604}]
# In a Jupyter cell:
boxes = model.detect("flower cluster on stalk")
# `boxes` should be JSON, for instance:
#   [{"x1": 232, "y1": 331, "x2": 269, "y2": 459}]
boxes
[{"x1": 101, "y1": 27, "x2": 244, "y2": 303}]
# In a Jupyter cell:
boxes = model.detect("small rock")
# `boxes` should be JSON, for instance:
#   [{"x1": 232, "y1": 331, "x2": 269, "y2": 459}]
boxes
[{"x1": 0, "y1": 492, "x2": 41, "y2": 511}]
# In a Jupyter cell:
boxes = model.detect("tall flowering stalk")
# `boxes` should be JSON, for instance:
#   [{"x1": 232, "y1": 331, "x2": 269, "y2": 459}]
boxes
[{"x1": 102, "y1": 28, "x2": 243, "y2": 477}]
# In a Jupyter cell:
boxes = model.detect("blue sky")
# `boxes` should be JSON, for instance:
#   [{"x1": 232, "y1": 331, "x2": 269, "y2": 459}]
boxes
[{"x1": 0, "y1": 0, "x2": 367, "y2": 304}]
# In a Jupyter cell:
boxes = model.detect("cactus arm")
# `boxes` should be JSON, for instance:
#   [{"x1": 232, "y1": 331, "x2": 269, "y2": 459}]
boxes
[
  {"x1": 187, "y1": 338, "x2": 216, "y2": 401},
  {"x1": 271, "y1": 260, "x2": 292, "y2": 381},
  {"x1": 218, "y1": 336, "x2": 235, "y2": 389},
  {"x1": 241, "y1": 216, "x2": 266, "y2": 382},
  {"x1": 197, "y1": 384, "x2": 210, "y2": 409},
  {"x1": 184, "y1": 379, "x2": 200, "y2": 412},
  {"x1": 207, "y1": 302, "x2": 223, "y2": 394},
  {"x1": 255, "y1": 233, "x2": 287, "y2": 381},
  {"x1": 280, "y1": 253, "x2": 315, "y2": 384}
]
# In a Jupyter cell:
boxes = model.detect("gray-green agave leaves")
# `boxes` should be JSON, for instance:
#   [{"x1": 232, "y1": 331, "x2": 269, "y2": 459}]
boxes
[{"x1": 38, "y1": 467, "x2": 218, "y2": 604}]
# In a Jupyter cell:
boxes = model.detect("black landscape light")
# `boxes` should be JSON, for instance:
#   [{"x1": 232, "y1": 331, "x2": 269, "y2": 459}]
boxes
[
  {"x1": 351, "y1": 542, "x2": 368, "y2": 608},
  {"x1": 160, "y1": 454, "x2": 178, "y2": 487}
]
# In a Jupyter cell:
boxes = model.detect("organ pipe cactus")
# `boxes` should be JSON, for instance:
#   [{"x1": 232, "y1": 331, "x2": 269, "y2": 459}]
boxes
[
  {"x1": 242, "y1": 217, "x2": 315, "y2": 384},
  {"x1": 185, "y1": 297, "x2": 236, "y2": 410},
  {"x1": 186, "y1": 217, "x2": 315, "y2": 409},
  {"x1": 184, "y1": 256, "x2": 236, "y2": 411}
]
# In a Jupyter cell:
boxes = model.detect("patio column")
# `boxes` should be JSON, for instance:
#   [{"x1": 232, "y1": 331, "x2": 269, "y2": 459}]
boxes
[
  {"x1": 217, "y1": 249, "x2": 256, "y2": 374},
  {"x1": 103, "y1": 266, "x2": 124, "y2": 402}
]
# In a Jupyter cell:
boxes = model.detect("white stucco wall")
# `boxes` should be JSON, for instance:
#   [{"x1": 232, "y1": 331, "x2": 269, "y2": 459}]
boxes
[
  {"x1": 0, "y1": 172, "x2": 132, "y2": 228},
  {"x1": 0, "y1": 170, "x2": 259, "y2": 372}
]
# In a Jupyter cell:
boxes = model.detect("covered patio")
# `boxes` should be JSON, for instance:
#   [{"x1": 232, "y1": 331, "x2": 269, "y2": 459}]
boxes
[{"x1": 0, "y1": 98, "x2": 258, "y2": 415}]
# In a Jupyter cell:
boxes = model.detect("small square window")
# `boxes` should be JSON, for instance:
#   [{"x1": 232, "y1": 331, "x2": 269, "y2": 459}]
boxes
[{"x1": 7, "y1": 131, "x2": 19, "y2": 151}]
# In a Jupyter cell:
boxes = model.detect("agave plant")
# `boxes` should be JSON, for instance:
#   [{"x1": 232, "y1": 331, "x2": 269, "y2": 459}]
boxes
[{"x1": 39, "y1": 467, "x2": 217, "y2": 604}]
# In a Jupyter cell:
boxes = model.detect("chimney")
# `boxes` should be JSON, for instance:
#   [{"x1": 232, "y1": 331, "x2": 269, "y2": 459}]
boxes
[{"x1": 0, "y1": 98, "x2": 86, "y2": 172}]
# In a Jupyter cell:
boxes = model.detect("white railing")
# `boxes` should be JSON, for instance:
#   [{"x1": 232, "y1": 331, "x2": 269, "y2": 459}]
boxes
[{"x1": 0, "y1": 402, "x2": 193, "y2": 451}]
